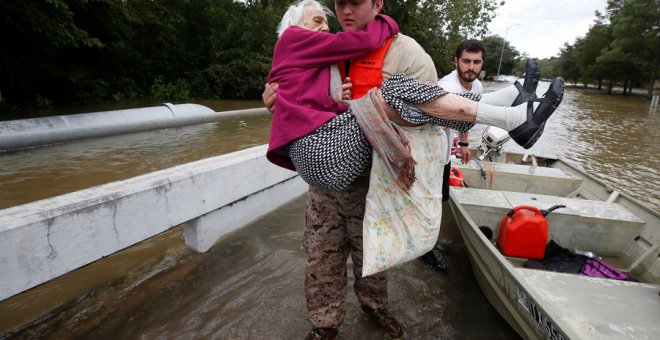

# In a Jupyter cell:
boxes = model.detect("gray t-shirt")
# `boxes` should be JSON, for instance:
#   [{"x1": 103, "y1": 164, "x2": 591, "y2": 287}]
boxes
[{"x1": 383, "y1": 33, "x2": 437, "y2": 85}]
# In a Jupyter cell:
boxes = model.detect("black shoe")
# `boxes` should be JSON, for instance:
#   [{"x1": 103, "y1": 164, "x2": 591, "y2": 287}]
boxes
[
  {"x1": 361, "y1": 306, "x2": 404, "y2": 338},
  {"x1": 305, "y1": 327, "x2": 338, "y2": 340},
  {"x1": 421, "y1": 244, "x2": 450, "y2": 273},
  {"x1": 512, "y1": 58, "x2": 540, "y2": 106},
  {"x1": 509, "y1": 77, "x2": 565, "y2": 149}
]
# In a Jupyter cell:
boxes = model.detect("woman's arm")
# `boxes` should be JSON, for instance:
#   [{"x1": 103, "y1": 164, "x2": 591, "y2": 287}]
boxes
[{"x1": 275, "y1": 14, "x2": 399, "y2": 69}]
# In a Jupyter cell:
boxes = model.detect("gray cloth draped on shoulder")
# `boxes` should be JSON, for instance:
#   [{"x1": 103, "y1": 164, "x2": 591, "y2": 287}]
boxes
[{"x1": 286, "y1": 71, "x2": 480, "y2": 192}]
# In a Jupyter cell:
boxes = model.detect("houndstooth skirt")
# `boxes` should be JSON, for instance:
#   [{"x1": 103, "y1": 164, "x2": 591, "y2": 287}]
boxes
[{"x1": 287, "y1": 74, "x2": 481, "y2": 192}]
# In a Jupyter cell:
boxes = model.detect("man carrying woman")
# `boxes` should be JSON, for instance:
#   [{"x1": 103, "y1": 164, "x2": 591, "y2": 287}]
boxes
[{"x1": 264, "y1": 1, "x2": 563, "y2": 338}]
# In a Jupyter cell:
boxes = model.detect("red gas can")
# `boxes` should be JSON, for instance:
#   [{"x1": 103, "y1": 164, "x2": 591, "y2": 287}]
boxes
[{"x1": 496, "y1": 205, "x2": 564, "y2": 259}]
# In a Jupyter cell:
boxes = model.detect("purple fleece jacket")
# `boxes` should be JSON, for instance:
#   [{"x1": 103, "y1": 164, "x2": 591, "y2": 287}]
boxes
[{"x1": 267, "y1": 14, "x2": 399, "y2": 170}]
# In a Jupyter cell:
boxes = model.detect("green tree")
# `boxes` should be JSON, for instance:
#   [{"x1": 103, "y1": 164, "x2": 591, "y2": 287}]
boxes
[
  {"x1": 596, "y1": 46, "x2": 643, "y2": 94},
  {"x1": 558, "y1": 42, "x2": 581, "y2": 84},
  {"x1": 538, "y1": 57, "x2": 561, "y2": 79},
  {"x1": 0, "y1": 0, "x2": 103, "y2": 106},
  {"x1": 606, "y1": 0, "x2": 660, "y2": 98},
  {"x1": 575, "y1": 11, "x2": 612, "y2": 89},
  {"x1": 203, "y1": 0, "x2": 290, "y2": 99},
  {"x1": 381, "y1": 0, "x2": 500, "y2": 76},
  {"x1": 0, "y1": 0, "x2": 504, "y2": 110},
  {"x1": 481, "y1": 35, "x2": 521, "y2": 78}
]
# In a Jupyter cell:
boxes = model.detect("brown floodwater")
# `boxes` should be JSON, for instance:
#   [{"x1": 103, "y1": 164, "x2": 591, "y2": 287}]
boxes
[
  {"x1": 0, "y1": 100, "x2": 270, "y2": 210},
  {"x1": 1, "y1": 83, "x2": 657, "y2": 211},
  {"x1": 2, "y1": 198, "x2": 518, "y2": 339},
  {"x1": 1, "y1": 83, "x2": 658, "y2": 339}
]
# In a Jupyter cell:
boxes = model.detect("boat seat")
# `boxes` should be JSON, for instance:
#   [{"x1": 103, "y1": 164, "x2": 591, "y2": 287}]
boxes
[
  {"x1": 453, "y1": 161, "x2": 582, "y2": 196},
  {"x1": 513, "y1": 268, "x2": 660, "y2": 339},
  {"x1": 452, "y1": 188, "x2": 645, "y2": 256}
]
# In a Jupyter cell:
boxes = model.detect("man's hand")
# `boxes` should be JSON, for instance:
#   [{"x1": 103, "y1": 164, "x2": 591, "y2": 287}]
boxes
[
  {"x1": 460, "y1": 146, "x2": 471, "y2": 164},
  {"x1": 459, "y1": 131, "x2": 471, "y2": 164},
  {"x1": 341, "y1": 77, "x2": 352, "y2": 100},
  {"x1": 262, "y1": 82, "x2": 278, "y2": 113}
]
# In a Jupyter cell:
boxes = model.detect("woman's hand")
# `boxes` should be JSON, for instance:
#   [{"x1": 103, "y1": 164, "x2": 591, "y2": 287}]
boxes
[{"x1": 460, "y1": 146, "x2": 471, "y2": 164}]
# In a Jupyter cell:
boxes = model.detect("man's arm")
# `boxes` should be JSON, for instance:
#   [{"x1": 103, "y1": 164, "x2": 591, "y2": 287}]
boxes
[
  {"x1": 458, "y1": 131, "x2": 471, "y2": 164},
  {"x1": 262, "y1": 78, "x2": 352, "y2": 113},
  {"x1": 375, "y1": 33, "x2": 438, "y2": 127},
  {"x1": 262, "y1": 83, "x2": 277, "y2": 112}
]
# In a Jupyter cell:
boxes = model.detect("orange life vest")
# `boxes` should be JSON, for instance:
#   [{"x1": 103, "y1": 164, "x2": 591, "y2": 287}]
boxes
[
  {"x1": 449, "y1": 167, "x2": 466, "y2": 187},
  {"x1": 338, "y1": 37, "x2": 394, "y2": 99}
]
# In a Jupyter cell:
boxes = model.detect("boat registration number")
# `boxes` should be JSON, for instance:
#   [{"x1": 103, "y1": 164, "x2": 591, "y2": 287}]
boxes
[{"x1": 516, "y1": 286, "x2": 565, "y2": 340}]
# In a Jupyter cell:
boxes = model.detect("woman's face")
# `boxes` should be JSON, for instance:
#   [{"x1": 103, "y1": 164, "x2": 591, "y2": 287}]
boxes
[{"x1": 302, "y1": 6, "x2": 329, "y2": 32}]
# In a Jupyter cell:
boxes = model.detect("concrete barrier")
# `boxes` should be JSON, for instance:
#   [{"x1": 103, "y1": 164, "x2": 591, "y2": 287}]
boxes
[{"x1": 0, "y1": 144, "x2": 307, "y2": 302}]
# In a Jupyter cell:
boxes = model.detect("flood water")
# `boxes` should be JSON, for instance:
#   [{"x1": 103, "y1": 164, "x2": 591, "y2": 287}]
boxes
[
  {"x1": 1, "y1": 83, "x2": 658, "y2": 339},
  {"x1": 1, "y1": 83, "x2": 658, "y2": 211},
  {"x1": 3, "y1": 198, "x2": 515, "y2": 339}
]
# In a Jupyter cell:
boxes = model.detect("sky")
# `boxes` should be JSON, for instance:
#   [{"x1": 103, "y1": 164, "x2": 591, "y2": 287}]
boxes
[{"x1": 486, "y1": 0, "x2": 609, "y2": 59}]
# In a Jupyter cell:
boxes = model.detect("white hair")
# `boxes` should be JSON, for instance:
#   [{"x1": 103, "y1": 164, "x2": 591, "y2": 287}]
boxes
[{"x1": 276, "y1": 0, "x2": 334, "y2": 37}]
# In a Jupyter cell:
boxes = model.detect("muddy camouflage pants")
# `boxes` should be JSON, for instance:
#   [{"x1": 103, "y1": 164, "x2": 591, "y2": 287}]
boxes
[{"x1": 303, "y1": 176, "x2": 388, "y2": 328}]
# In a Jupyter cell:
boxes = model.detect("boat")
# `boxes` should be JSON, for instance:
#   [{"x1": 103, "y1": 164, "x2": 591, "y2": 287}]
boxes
[{"x1": 447, "y1": 127, "x2": 660, "y2": 340}]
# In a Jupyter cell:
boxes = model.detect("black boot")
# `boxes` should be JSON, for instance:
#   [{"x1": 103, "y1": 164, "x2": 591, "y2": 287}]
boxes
[
  {"x1": 305, "y1": 327, "x2": 338, "y2": 340},
  {"x1": 508, "y1": 77, "x2": 565, "y2": 149},
  {"x1": 512, "y1": 58, "x2": 540, "y2": 106},
  {"x1": 421, "y1": 243, "x2": 450, "y2": 273},
  {"x1": 361, "y1": 306, "x2": 404, "y2": 338}
]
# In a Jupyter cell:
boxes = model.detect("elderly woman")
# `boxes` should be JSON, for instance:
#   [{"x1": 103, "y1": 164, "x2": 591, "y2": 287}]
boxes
[
  {"x1": 267, "y1": 0, "x2": 401, "y2": 191},
  {"x1": 267, "y1": 0, "x2": 564, "y2": 193}
]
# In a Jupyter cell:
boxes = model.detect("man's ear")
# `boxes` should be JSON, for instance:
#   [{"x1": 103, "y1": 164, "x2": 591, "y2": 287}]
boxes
[
  {"x1": 374, "y1": 0, "x2": 384, "y2": 12},
  {"x1": 454, "y1": 57, "x2": 459, "y2": 68}
]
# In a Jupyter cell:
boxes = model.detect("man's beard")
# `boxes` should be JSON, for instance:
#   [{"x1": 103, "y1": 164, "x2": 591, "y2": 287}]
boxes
[{"x1": 458, "y1": 68, "x2": 478, "y2": 83}]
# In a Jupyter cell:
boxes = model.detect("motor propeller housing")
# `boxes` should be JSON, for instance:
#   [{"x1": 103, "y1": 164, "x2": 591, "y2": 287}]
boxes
[{"x1": 478, "y1": 126, "x2": 511, "y2": 160}]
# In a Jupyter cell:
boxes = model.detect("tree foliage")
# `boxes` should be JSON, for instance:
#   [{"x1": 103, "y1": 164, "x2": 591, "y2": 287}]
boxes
[
  {"x1": 543, "y1": 0, "x2": 659, "y2": 97},
  {"x1": 575, "y1": 11, "x2": 612, "y2": 87},
  {"x1": 481, "y1": 35, "x2": 521, "y2": 78},
  {"x1": 381, "y1": 0, "x2": 500, "y2": 76},
  {"x1": 0, "y1": 0, "x2": 501, "y2": 110}
]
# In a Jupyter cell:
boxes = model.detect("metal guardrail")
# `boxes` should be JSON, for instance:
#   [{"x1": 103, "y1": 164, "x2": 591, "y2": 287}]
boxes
[{"x1": 0, "y1": 103, "x2": 271, "y2": 152}]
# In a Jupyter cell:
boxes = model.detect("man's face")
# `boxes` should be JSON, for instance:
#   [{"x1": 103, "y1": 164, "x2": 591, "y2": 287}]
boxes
[
  {"x1": 455, "y1": 50, "x2": 484, "y2": 83},
  {"x1": 334, "y1": 0, "x2": 383, "y2": 31}
]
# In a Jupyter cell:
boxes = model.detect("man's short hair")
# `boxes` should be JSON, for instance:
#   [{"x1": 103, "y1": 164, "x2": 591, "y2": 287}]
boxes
[{"x1": 455, "y1": 39, "x2": 486, "y2": 60}]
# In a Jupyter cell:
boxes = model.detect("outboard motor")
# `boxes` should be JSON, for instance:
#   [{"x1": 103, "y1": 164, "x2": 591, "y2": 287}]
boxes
[{"x1": 477, "y1": 126, "x2": 511, "y2": 161}]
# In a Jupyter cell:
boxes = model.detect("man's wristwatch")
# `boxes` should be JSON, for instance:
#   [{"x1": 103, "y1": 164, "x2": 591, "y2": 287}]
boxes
[{"x1": 458, "y1": 141, "x2": 469, "y2": 147}]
